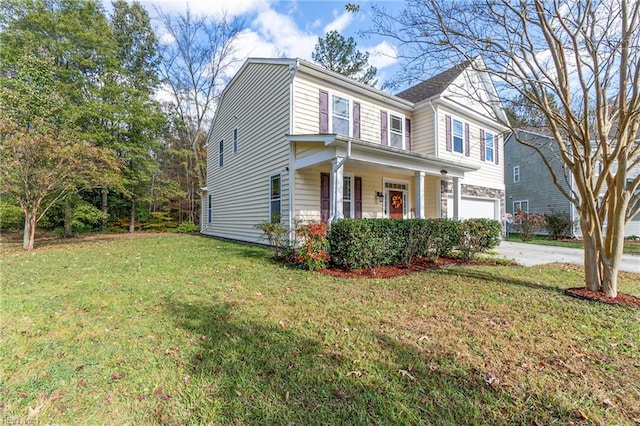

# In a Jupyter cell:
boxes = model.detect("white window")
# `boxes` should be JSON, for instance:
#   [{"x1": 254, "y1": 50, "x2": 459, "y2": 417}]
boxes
[
  {"x1": 453, "y1": 118, "x2": 464, "y2": 153},
  {"x1": 207, "y1": 194, "x2": 212, "y2": 223},
  {"x1": 219, "y1": 140, "x2": 224, "y2": 168},
  {"x1": 389, "y1": 114, "x2": 404, "y2": 148},
  {"x1": 343, "y1": 175, "x2": 354, "y2": 218},
  {"x1": 270, "y1": 174, "x2": 281, "y2": 224},
  {"x1": 233, "y1": 128, "x2": 238, "y2": 154},
  {"x1": 485, "y1": 132, "x2": 494, "y2": 162},
  {"x1": 513, "y1": 166, "x2": 520, "y2": 183},
  {"x1": 331, "y1": 94, "x2": 350, "y2": 136},
  {"x1": 513, "y1": 200, "x2": 529, "y2": 213}
]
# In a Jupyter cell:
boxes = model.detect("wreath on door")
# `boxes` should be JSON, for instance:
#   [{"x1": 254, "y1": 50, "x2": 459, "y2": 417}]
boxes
[{"x1": 391, "y1": 195, "x2": 403, "y2": 209}]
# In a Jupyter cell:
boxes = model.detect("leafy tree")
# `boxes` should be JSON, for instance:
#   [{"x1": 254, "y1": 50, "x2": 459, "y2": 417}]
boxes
[
  {"x1": 367, "y1": 0, "x2": 640, "y2": 297},
  {"x1": 312, "y1": 30, "x2": 377, "y2": 85},
  {"x1": 107, "y1": 0, "x2": 166, "y2": 232},
  {"x1": 156, "y1": 7, "x2": 244, "y2": 223}
]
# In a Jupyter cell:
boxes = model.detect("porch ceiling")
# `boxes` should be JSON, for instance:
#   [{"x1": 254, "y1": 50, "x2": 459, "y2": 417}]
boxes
[{"x1": 286, "y1": 134, "x2": 478, "y2": 178}]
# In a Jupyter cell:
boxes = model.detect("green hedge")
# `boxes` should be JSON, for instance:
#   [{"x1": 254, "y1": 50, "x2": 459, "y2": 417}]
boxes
[{"x1": 328, "y1": 218, "x2": 502, "y2": 270}]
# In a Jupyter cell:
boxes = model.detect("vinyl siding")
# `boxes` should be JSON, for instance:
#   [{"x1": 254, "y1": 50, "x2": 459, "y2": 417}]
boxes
[
  {"x1": 436, "y1": 104, "x2": 504, "y2": 189},
  {"x1": 203, "y1": 62, "x2": 291, "y2": 243},
  {"x1": 411, "y1": 105, "x2": 435, "y2": 156},
  {"x1": 292, "y1": 74, "x2": 413, "y2": 147}
]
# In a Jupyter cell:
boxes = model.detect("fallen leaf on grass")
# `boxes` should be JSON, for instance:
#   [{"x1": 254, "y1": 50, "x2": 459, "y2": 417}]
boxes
[
  {"x1": 20, "y1": 392, "x2": 28, "y2": 398},
  {"x1": 602, "y1": 398, "x2": 615, "y2": 409},
  {"x1": 165, "y1": 348, "x2": 180, "y2": 356},
  {"x1": 398, "y1": 369, "x2": 417, "y2": 381},
  {"x1": 153, "y1": 387, "x2": 171, "y2": 401},
  {"x1": 346, "y1": 371, "x2": 362, "y2": 377},
  {"x1": 111, "y1": 372, "x2": 125, "y2": 380},
  {"x1": 76, "y1": 380, "x2": 86, "y2": 388},
  {"x1": 27, "y1": 400, "x2": 46, "y2": 419},
  {"x1": 485, "y1": 373, "x2": 500, "y2": 387}
]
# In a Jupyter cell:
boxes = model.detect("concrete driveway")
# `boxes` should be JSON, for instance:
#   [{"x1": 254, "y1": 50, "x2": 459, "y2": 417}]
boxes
[{"x1": 494, "y1": 241, "x2": 640, "y2": 273}]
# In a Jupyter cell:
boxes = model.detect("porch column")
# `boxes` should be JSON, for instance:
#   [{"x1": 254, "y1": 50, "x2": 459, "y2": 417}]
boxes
[
  {"x1": 452, "y1": 177, "x2": 461, "y2": 220},
  {"x1": 330, "y1": 157, "x2": 344, "y2": 222},
  {"x1": 414, "y1": 171, "x2": 425, "y2": 219}
]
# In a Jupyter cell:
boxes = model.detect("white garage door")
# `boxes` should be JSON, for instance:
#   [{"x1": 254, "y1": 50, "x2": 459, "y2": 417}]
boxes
[{"x1": 448, "y1": 196, "x2": 498, "y2": 220}]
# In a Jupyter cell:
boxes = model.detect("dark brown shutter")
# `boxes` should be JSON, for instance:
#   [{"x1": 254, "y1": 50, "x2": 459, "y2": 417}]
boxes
[
  {"x1": 353, "y1": 102, "x2": 361, "y2": 139},
  {"x1": 464, "y1": 123, "x2": 470, "y2": 157},
  {"x1": 321, "y1": 172, "x2": 330, "y2": 223},
  {"x1": 445, "y1": 115, "x2": 452, "y2": 152},
  {"x1": 480, "y1": 129, "x2": 486, "y2": 161},
  {"x1": 380, "y1": 111, "x2": 388, "y2": 145},
  {"x1": 319, "y1": 90, "x2": 329, "y2": 133},
  {"x1": 405, "y1": 118, "x2": 411, "y2": 150},
  {"x1": 355, "y1": 177, "x2": 362, "y2": 218}
]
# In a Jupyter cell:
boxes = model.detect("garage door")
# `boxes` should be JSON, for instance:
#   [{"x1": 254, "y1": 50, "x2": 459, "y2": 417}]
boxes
[{"x1": 447, "y1": 196, "x2": 498, "y2": 220}]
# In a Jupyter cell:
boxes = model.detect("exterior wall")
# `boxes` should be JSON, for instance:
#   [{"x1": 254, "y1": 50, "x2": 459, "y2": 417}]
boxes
[
  {"x1": 292, "y1": 74, "x2": 413, "y2": 147},
  {"x1": 504, "y1": 132, "x2": 572, "y2": 217},
  {"x1": 435, "y1": 103, "x2": 504, "y2": 190},
  {"x1": 202, "y1": 62, "x2": 292, "y2": 243},
  {"x1": 411, "y1": 105, "x2": 436, "y2": 156}
]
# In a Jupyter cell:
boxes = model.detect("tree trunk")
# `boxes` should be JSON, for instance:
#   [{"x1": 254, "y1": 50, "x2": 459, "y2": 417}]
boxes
[
  {"x1": 101, "y1": 188, "x2": 108, "y2": 230},
  {"x1": 129, "y1": 198, "x2": 136, "y2": 233},
  {"x1": 23, "y1": 210, "x2": 36, "y2": 250},
  {"x1": 600, "y1": 205, "x2": 626, "y2": 298},
  {"x1": 580, "y1": 217, "x2": 602, "y2": 292},
  {"x1": 63, "y1": 200, "x2": 73, "y2": 238}
]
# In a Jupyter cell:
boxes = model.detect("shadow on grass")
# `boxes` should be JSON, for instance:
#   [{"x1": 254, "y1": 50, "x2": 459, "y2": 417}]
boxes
[
  {"x1": 433, "y1": 266, "x2": 567, "y2": 295},
  {"x1": 166, "y1": 298, "x2": 577, "y2": 424}
]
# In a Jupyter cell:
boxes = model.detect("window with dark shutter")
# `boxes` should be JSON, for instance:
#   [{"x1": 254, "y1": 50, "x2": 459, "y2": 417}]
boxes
[
  {"x1": 355, "y1": 177, "x2": 362, "y2": 218},
  {"x1": 320, "y1": 173, "x2": 330, "y2": 223},
  {"x1": 480, "y1": 129, "x2": 486, "y2": 161},
  {"x1": 464, "y1": 123, "x2": 470, "y2": 157},
  {"x1": 319, "y1": 89, "x2": 329, "y2": 133},
  {"x1": 405, "y1": 118, "x2": 411, "y2": 150},
  {"x1": 353, "y1": 102, "x2": 361, "y2": 139},
  {"x1": 381, "y1": 111, "x2": 388, "y2": 145},
  {"x1": 445, "y1": 115, "x2": 452, "y2": 152}
]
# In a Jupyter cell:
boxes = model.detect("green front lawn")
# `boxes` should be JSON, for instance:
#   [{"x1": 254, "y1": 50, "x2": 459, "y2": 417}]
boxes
[
  {"x1": 1, "y1": 234, "x2": 639, "y2": 424},
  {"x1": 506, "y1": 234, "x2": 640, "y2": 255}
]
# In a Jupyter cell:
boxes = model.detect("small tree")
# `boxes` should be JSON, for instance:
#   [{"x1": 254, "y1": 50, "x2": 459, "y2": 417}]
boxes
[{"x1": 312, "y1": 30, "x2": 377, "y2": 85}]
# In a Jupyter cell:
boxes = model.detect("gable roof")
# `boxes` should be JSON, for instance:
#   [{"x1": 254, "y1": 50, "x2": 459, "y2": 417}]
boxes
[{"x1": 395, "y1": 59, "x2": 472, "y2": 103}]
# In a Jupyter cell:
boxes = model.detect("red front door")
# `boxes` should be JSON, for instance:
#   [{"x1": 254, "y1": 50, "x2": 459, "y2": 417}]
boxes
[{"x1": 389, "y1": 190, "x2": 404, "y2": 219}]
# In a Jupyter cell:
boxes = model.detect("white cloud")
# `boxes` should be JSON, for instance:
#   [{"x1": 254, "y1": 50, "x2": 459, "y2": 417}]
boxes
[
  {"x1": 252, "y1": 9, "x2": 317, "y2": 59},
  {"x1": 364, "y1": 40, "x2": 398, "y2": 70},
  {"x1": 323, "y1": 9, "x2": 353, "y2": 34}
]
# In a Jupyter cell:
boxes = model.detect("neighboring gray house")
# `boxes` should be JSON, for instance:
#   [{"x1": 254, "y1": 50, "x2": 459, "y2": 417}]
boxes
[{"x1": 504, "y1": 129, "x2": 640, "y2": 237}]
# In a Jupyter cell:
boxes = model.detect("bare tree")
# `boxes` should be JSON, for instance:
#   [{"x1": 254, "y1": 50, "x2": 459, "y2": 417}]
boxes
[
  {"x1": 367, "y1": 0, "x2": 639, "y2": 297},
  {"x1": 156, "y1": 7, "x2": 243, "y2": 222}
]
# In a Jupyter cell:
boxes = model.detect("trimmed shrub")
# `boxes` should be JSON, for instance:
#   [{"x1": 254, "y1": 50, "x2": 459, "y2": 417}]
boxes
[
  {"x1": 545, "y1": 209, "x2": 574, "y2": 240},
  {"x1": 328, "y1": 218, "x2": 461, "y2": 270},
  {"x1": 291, "y1": 222, "x2": 330, "y2": 270},
  {"x1": 458, "y1": 218, "x2": 502, "y2": 259}
]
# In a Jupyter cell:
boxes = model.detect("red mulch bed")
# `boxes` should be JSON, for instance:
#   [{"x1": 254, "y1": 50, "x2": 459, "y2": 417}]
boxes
[
  {"x1": 316, "y1": 256, "x2": 501, "y2": 279},
  {"x1": 565, "y1": 287, "x2": 640, "y2": 308}
]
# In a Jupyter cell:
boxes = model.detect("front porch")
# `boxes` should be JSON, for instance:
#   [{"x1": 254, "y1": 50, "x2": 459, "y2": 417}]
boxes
[{"x1": 287, "y1": 134, "x2": 479, "y2": 223}]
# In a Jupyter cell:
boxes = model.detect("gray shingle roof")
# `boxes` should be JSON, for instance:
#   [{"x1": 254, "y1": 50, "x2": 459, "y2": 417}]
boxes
[{"x1": 395, "y1": 59, "x2": 472, "y2": 103}]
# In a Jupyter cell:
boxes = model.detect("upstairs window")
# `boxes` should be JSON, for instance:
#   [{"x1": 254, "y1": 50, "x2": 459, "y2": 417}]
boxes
[
  {"x1": 331, "y1": 94, "x2": 350, "y2": 136},
  {"x1": 485, "y1": 132, "x2": 495, "y2": 162},
  {"x1": 513, "y1": 166, "x2": 520, "y2": 183},
  {"x1": 219, "y1": 140, "x2": 224, "y2": 168},
  {"x1": 452, "y1": 119, "x2": 464, "y2": 153},
  {"x1": 389, "y1": 114, "x2": 404, "y2": 148}
]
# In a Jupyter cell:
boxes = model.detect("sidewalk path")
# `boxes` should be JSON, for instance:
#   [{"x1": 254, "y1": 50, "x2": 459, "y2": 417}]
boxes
[{"x1": 494, "y1": 241, "x2": 640, "y2": 274}]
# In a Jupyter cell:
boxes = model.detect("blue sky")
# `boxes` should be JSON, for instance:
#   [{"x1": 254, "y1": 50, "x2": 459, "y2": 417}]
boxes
[{"x1": 136, "y1": 0, "x2": 406, "y2": 87}]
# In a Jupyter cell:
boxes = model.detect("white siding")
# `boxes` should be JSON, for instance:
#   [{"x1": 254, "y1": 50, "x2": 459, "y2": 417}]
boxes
[
  {"x1": 203, "y1": 62, "x2": 292, "y2": 243},
  {"x1": 435, "y1": 104, "x2": 504, "y2": 189}
]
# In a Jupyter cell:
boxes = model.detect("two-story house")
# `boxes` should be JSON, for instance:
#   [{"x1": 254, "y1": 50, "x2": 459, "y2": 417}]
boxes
[
  {"x1": 201, "y1": 57, "x2": 508, "y2": 243},
  {"x1": 505, "y1": 128, "x2": 640, "y2": 237}
]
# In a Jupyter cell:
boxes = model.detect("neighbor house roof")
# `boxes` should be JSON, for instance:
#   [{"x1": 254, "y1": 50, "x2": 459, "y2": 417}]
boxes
[{"x1": 395, "y1": 59, "x2": 472, "y2": 103}]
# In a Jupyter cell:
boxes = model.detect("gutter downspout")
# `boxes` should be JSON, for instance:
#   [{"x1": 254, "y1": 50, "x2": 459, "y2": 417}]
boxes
[
  {"x1": 287, "y1": 61, "x2": 297, "y2": 242},
  {"x1": 328, "y1": 140, "x2": 351, "y2": 224}
]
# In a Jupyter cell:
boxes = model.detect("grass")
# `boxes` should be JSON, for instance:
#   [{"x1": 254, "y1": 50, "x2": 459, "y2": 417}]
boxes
[
  {"x1": 506, "y1": 234, "x2": 640, "y2": 255},
  {"x1": 1, "y1": 233, "x2": 639, "y2": 425}
]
